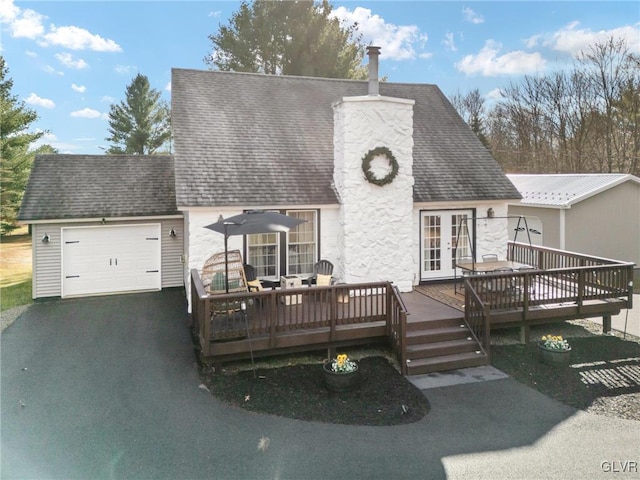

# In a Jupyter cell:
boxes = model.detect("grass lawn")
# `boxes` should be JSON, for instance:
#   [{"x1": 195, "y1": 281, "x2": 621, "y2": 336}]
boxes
[{"x1": 1, "y1": 228, "x2": 32, "y2": 312}]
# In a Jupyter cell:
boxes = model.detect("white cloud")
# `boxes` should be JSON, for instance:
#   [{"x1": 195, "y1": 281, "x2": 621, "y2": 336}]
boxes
[
  {"x1": 41, "y1": 25, "x2": 121, "y2": 52},
  {"x1": 25, "y1": 50, "x2": 37, "y2": 57},
  {"x1": 456, "y1": 40, "x2": 546, "y2": 76},
  {"x1": 208, "y1": 10, "x2": 221, "y2": 18},
  {"x1": 331, "y1": 6, "x2": 428, "y2": 61},
  {"x1": 0, "y1": 0, "x2": 20, "y2": 23},
  {"x1": 442, "y1": 32, "x2": 457, "y2": 52},
  {"x1": 115, "y1": 64, "x2": 134, "y2": 75},
  {"x1": 0, "y1": 0, "x2": 121, "y2": 52},
  {"x1": 462, "y1": 7, "x2": 484, "y2": 25},
  {"x1": 55, "y1": 52, "x2": 88, "y2": 69},
  {"x1": 32, "y1": 131, "x2": 81, "y2": 153},
  {"x1": 71, "y1": 83, "x2": 86, "y2": 93},
  {"x1": 43, "y1": 64, "x2": 64, "y2": 76},
  {"x1": 486, "y1": 88, "x2": 504, "y2": 101},
  {"x1": 70, "y1": 108, "x2": 102, "y2": 119},
  {"x1": 25, "y1": 93, "x2": 55, "y2": 109},
  {"x1": 100, "y1": 95, "x2": 115, "y2": 103},
  {"x1": 165, "y1": 82, "x2": 171, "y2": 92},
  {"x1": 529, "y1": 21, "x2": 640, "y2": 56},
  {"x1": 7, "y1": 7, "x2": 45, "y2": 39},
  {"x1": 418, "y1": 52, "x2": 433, "y2": 60}
]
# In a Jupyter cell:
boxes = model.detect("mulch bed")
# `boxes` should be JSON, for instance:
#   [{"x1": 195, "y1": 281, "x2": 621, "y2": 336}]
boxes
[
  {"x1": 202, "y1": 356, "x2": 430, "y2": 426},
  {"x1": 491, "y1": 335, "x2": 640, "y2": 420}
]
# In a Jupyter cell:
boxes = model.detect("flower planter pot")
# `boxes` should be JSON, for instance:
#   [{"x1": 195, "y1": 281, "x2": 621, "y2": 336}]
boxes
[
  {"x1": 322, "y1": 362, "x2": 360, "y2": 392},
  {"x1": 538, "y1": 342, "x2": 571, "y2": 365}
]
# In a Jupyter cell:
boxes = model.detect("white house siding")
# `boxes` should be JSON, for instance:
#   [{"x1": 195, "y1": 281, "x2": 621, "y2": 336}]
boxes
[
  {"x1": 333, "y1": 95, "x2": 416, "y2": 292},
  {"x1": 31, "y1": 218, "x2": 184, "y2": 299}
]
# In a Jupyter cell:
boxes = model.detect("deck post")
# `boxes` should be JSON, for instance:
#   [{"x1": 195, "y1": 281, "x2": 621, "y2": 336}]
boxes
[
  {"x1": 202, "y1": 298, "x2": 211, "y2": 356},
  {"x1": 602, "y1": 315, "x2": 612, "y2": 333},
  {"x1": 269, "y1": 290, "x2": 277, "y2": 348}
]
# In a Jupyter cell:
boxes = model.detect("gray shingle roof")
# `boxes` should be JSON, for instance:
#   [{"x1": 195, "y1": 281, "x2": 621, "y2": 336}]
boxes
[
  {"x1": 172, "y1": 68, "x2": 521, "y2": 207},
  {"x1": 18, "y1": 155, "x2": 178, "y2": 221}
]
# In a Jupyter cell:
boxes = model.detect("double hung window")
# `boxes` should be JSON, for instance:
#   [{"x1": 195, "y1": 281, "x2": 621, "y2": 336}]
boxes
[{"x1": 246, "y1": 209, "x2": 318, "y2": 279}]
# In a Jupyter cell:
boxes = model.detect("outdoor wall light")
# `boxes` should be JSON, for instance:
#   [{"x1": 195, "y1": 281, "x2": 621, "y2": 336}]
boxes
[
  {"x1": 101, "y1": 218, "x2": 107, "y2": 224},
  {"x1": 169, "y1": 228, "x2": 177, "y2": 238},
  {"x1": 42, "y1": 233, "x2": 50, "y2": 243},
  {"x1": 487, "y1": 208, "x2": 495, "y2": 218}
]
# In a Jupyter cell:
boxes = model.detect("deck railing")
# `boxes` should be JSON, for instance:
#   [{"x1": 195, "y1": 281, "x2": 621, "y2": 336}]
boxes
[
  {"x1": 463, "y1": 286, "x2": 491, "y2": 361},
  {"x1": 388, "y1": 285, "x2": 409, "y2": 374},
  {"x1": 508, "y1": 241, "x2": 629, "y2": 270},
  {"x1": 463, "y1": 243, "x2": 634, "y2": 342},
  {"x1": 190, "y1": 270, "x2": 404, "y2": 362}
]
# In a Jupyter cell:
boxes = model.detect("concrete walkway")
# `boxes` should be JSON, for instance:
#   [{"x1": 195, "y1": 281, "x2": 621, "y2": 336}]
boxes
[{"x1": 2, "y1": 290, "x2": 638, "y2": 479}]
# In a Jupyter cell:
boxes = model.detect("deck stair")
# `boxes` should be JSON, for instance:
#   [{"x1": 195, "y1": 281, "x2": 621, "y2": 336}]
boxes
[{"x1": 405, "y1": 316, "x2": 488, "y2": 375}]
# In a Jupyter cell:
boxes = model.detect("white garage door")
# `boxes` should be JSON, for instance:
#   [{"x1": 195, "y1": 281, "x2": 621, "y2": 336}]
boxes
[{"x1": 62, "y1": 224, "x2": 161, "y2": 297}]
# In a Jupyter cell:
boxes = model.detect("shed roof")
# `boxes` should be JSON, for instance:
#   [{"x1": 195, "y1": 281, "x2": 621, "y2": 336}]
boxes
[
  {"x1": 172, "y1": 68, "x2": 521, "y2": 207},
  {"x1": 18, "y1": 155, "x2": 179, "y2": 221},
  {"x1": 507, "y1": 173, "x2": 640, "y2": 208}
]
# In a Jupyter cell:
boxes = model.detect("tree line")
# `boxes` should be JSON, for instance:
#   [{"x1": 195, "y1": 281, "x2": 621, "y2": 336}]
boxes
[{"x1": 450, "y1": 38, "x2": 639, "y2": 176}]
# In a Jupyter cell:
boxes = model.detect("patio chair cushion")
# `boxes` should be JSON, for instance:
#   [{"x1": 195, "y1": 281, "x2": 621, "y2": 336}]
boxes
[
  {"x1": 316, "y1": 274, "x2": 332, "y2": 286},
  {"x1": 247, "y1": 279, "x2": 263, "y2": 292}
]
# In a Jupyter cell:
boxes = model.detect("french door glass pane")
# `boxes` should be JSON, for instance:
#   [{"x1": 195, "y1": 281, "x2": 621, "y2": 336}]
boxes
[
  {"x1": 451, "y1": 214, "x2": 471, "y2": 267},
  {"x1": 423, "y1": 215, "x2": 441, "y2": 272}
]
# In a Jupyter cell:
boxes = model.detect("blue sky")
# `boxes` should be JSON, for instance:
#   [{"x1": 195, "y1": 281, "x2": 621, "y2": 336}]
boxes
[{"x1": 1, "y1": 0, "x2": 638, "y2": 154}]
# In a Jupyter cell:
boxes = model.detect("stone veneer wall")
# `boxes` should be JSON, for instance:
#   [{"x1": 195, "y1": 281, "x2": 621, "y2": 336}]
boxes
[{"x1": 333, "y1": 95, "x2": 415, "y2": 292}]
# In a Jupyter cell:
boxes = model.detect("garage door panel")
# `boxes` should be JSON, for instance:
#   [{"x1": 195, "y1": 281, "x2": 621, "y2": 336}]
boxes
[{"x1": 62, "y1": 225, "x2": 161, "y2": 297}]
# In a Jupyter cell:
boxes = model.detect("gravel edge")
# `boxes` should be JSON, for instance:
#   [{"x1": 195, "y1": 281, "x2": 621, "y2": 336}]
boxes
[{"x1": 0, "y1": 304, "x2": 30, "y2": 333}]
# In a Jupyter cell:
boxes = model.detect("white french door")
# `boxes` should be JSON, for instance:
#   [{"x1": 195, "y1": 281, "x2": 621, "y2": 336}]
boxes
[{"x1": 420, "y1": 210, "x2": 473, "y2": 280}]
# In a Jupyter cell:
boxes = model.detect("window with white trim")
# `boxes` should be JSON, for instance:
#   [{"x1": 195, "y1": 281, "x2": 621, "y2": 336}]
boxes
[
  {"x1": 287, "y1": 210, "x2": 317, "y2": 275},
  {"x1": 247, "y1": 232, "x2": 279, "y2": 277},
  {"x1": 246, "y1": 209, "x2": 318, "y2": 279}
]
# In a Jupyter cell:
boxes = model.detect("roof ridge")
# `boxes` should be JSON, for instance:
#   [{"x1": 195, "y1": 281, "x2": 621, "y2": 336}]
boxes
[{"x1": 171, "y1": 67, "x2": 436, "y2": 87}]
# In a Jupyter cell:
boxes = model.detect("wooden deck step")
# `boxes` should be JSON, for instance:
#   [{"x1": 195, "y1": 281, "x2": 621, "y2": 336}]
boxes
[
  {"x1": 406, "y1": 351, "x2": 488, "y2": 375},
  {"x1": 405, "y1": 325, "x2": 469, "y2": 344},
  {"x1": 405, "y1": 337, "x2": 478, "y2": 359}
]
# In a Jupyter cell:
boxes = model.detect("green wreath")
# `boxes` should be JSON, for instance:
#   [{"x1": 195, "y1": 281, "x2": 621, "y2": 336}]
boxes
[{"x1": 361, "y1": 146, "x2": 399, "y2": 186}]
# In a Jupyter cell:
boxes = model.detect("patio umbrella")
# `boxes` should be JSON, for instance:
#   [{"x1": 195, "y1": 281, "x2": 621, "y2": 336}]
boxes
[{"x1": 204, "y1": 210, "x2": 306, "y2": 293}]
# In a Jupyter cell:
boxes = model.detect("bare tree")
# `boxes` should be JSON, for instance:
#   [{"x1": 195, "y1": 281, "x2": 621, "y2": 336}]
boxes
[
  {"x1": 577, "y1": 37, "x2": 639, "y2": 173},
  {"x1": 480, "y1": 37, "x2": 639, "y2": 175},
  {"x1": 449, "y1": 89, "x2": 490, "y2": 148}
]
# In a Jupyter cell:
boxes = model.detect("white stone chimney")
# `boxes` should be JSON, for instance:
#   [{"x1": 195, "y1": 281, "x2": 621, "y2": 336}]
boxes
[
  {"x1": 367, "y1": 46, "x2": 381, "y2": 96},
  {"x1": 332, "y1": 46, "x2": 416, "y2": 292}
]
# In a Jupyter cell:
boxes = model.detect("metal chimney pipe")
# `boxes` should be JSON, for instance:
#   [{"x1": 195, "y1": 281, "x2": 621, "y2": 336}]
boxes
[{"x1": 367, "y1": 46, "x2": 381, "y2": 96}]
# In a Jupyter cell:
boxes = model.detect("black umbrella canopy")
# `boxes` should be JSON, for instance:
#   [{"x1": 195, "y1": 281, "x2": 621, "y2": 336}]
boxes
[
  {"x1": 204, "y1": 211, "x2": 306, "y2": 294},
  {"x1": 204, "y1": 210, "x2": 306, "y2": 236}
]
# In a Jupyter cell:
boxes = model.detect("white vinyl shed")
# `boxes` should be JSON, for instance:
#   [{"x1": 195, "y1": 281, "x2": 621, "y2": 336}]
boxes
[{"x1": 507, "y1": 174, "x2": 640, "y2": 269}]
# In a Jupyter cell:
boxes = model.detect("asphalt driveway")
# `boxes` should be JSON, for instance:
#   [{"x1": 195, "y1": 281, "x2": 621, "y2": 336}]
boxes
[{"x1": 2, "y1": 290, "x2": 638, "y2": 479}]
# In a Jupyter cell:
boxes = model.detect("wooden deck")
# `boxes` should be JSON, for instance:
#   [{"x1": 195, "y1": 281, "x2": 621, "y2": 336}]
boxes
[{"x1": 190, "y1": 243, "x2": 634, "y2": 375}]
